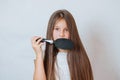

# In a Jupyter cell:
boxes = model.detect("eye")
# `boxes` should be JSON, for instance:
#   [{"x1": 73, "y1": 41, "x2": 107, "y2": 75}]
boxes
[
  {"x1": 64, "y1": 28, "x2": 69, "y2": 32},
  {"x1": 54, "y1": 27, "x2": 59, "y2": 31}
]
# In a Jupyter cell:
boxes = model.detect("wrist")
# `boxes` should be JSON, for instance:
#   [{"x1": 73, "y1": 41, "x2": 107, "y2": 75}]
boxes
[{"x1": 36, "y1": 53, "x2": 43, "y2": 59}]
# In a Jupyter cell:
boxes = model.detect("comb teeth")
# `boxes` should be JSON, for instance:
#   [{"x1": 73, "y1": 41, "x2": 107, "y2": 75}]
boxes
[{"x1": 54, "y1": 38, "x2": 74, "y2": 50}]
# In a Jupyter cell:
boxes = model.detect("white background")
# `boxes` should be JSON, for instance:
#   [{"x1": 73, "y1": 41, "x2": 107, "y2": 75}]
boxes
[{"x1": 0, "y1": 0, "x2": 120, "y2": 80}]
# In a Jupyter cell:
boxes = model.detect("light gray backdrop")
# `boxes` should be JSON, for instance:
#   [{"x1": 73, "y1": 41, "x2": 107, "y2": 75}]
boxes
[{"x1": 0, "y1": 0, "x2": 120, "y2": 80}]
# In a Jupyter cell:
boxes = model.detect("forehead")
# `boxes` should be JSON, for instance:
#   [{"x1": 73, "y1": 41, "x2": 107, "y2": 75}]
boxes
[{"x1": 54, "y1": 19, "x2": 68, "y2": 28}]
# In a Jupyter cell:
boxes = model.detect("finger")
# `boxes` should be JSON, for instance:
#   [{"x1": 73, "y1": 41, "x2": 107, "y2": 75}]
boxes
[
  {"x1": 36, "y1": 37, "x2": 41, "y2": 42},
  {"x1": 31, "y1": 37, "x2": 35, "y2": 45},
  {"x1": 36, "y1": 38, "x2": 43, "y2": 44},
  {"x1": 31, "y1": 36, "x2": 41, "y2": 44},
  {"x1": 39, "y1": 42, "x2": 45, "y2": 47}
]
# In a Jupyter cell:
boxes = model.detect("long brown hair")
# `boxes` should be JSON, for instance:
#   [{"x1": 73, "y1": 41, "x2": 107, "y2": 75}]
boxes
[{"x1": 44, "y1": 9, "x2": 93, "y2": 80}]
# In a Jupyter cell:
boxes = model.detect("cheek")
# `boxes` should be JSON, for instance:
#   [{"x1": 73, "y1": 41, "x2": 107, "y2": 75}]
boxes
[
  {"x1": 53, "y1": 30, "x2": 58, "y2": 40},
  {"x1": 65, "y1": 32, "x2": 70, "y2": 39}
]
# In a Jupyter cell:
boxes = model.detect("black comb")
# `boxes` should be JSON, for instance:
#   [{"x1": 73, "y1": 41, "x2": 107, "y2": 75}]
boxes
[
  {"x1": 54, "y1": 38, "x2": 74, "y2": 50},
  {"x1": 40, "y1": 38, "x2": 74, "y2": 50}
]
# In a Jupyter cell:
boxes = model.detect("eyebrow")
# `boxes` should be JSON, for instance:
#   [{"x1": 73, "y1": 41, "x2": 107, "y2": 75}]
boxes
[
  {"x1": 54, "y1": 26, "x2": 59, "y2": 27},
  {"x1": 54, "y1": 26, "x2": 68, "y2": 28},
  {"x1": 53, "y1": 26, "x2": 59, "y2": 29}
]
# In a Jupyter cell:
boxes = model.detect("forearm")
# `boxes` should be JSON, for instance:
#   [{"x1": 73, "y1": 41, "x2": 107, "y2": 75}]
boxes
[{"x1": 33, "y1": 54, "x2": 46, "y2": 80}]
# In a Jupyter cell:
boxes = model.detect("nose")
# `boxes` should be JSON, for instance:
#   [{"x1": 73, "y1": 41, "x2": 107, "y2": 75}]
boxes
[{"x1": 59, "y1": 30, "x2": 65, "y2": 37}]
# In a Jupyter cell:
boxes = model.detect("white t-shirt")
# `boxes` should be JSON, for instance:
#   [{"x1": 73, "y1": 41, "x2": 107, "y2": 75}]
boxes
[{"x1": 55, "y1": 52, "x2": 71, "y2": 80}]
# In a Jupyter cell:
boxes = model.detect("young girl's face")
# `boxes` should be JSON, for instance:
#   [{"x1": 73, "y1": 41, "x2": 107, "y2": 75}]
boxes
[{"x1": 53, "y1": 19, "x2": 70, "y2": 40}]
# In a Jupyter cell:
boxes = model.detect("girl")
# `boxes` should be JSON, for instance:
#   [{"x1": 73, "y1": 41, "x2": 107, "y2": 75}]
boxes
[{"x1": 31, "y1": 9, "x2": 93, "y2": 80}]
